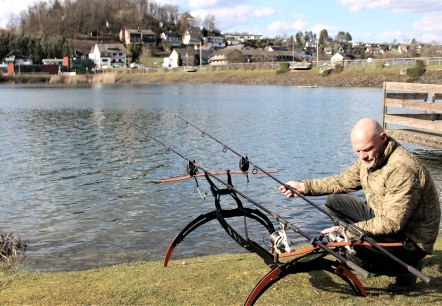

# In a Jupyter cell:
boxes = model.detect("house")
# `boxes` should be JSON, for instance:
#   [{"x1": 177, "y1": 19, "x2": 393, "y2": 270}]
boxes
[
  {"x1": 163, "y1": 48, "x2": 192, "y2": 68},
  {"x1": 205, "y1": 36, "x2": 226, "y2": 48},
  {"x1": 398, "y1": 44, "x2": 409, "y2": 54},
  {"x1": 160, "y1": 31, "x2": 181, "y2": 49},
  {"x1": 194, "y1": 46, "x2": 216, "y2": 65},
  {"x1": 119, "y1": 28, "x2": 157, "y2": 47},
  {"x1": 224, "y1": 33, "x2": 263, "y2": 45},
  {"x1": 270, "y1": 50, "x2": 301, "y2": 62},
  {"x1": 324, "y1": 46, "x2": 333, "y2": 55},
  {"x1": 1, "y1": 50, "x2": 32, "y2": 66},
  {"x1": 88, "y1": 43, "x2": 127, "y2": 68},
  {"x1": 210, "y1": 45, "x2": 246, "y2": 65},
  {"x1": 182, "y1": 27, "x2": 203, "y2": 46},
  {"x1": 365, "y1": 45, "x2": 385, "y2": 55},
  {"x1": 163, "y1": 50, "x2": 179, "y2": 68},
  {"x1": 265, "y1": 45, "x2": 284, "y2": 52},
  {"x1": 330, "y1": 52, "x2": 344, "y2": 67}
]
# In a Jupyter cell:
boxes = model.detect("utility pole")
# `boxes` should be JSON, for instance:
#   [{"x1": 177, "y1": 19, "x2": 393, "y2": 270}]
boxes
[{"x1": 292, "y1": 35, "x2": 295, "y2": 67}]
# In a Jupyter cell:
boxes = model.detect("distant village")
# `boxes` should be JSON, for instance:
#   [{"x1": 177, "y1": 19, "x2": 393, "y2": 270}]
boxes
[{"x1": 2, "y1": 25, "x2": 442, "y2": 76}]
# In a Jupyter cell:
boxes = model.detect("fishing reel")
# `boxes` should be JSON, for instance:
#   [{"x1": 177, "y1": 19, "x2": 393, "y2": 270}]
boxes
[
  {"x1": 327, "y1": 231, "x2": 356, "y2": 255},
  {"x1": 187, "y1": 160, "x2": 208, "y2": 199},
  {"x1": 239, "y1": 156, "x2": 250, "y2": 172},
  {"x1": 269, "y1": 223, "x2": 291, "y2": 254},
  {"x1": 187, "y1": 160, "x2": 199, "y2": 176}
]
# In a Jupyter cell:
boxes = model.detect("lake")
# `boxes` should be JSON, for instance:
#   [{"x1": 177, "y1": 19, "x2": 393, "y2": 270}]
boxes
[{"x1": 0, "y1": 83, "x2": 441, "y2": 272}]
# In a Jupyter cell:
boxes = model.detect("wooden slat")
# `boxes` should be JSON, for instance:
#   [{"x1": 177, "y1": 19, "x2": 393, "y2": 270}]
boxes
[
  {"x1": 384, "y1": 114, "x2": 442, "y2": 132},
  {"x1": 434, "y1": 93, "x2": 442, "y2": 101},
  {"x1": 385, "y1": 82, "x2": 442, "y2": 93},
  {"x1": 385, "y1": 98, "x2": 442, "y2": 111},
  {"x1": 389, "y1": 113, "x2": 442, "y2": 120},
  {"x1": 386, "y1": 93, "x2": 428, "y2": 100}
]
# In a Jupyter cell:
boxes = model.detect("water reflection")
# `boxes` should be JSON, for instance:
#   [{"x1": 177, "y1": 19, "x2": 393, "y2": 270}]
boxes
[{"x1": 0, "y1": 84, "x2": 440, "y2": 272}]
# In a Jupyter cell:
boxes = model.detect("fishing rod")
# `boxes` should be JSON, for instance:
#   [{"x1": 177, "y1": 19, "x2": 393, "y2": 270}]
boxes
[
  {"x1": 130, "y1": 123, "x2": 371, "y2": 278},
  {"x1": 175, "y1": 115, "x2": 431, "y2": 284}
]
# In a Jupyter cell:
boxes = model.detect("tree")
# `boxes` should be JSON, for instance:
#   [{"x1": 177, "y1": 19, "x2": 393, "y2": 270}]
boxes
[
  {"x1": 295, "y1": 31, "x2": 303, "y2": 46},
  {"x1": 336, "y1": 31, "x2": 347, "y2": 43},
  {"x1": 202, "y1": 14, "x2": 218, "y2": 35},
  {"x1": 128, "y1": 43, "x2": 142, "y2": 63},
  {"x1": 319, "y1": 29, "x2": 328, "y2": 46}
]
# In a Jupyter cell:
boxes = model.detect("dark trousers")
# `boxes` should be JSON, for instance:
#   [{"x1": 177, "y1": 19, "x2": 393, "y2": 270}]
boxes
[{"x1": 325, "y1": 194, "x2": 426, "y2": 276}]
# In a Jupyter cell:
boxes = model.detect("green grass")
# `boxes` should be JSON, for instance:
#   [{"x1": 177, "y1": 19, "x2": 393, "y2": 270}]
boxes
[{"x1": 0, "y1": 236, "x2": 441, "y2": 305}]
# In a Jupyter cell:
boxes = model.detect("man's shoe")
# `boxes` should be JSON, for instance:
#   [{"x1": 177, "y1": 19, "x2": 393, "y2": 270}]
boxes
[{"x1": 387, "y1": 261, "x2": 423, "y2": 294}]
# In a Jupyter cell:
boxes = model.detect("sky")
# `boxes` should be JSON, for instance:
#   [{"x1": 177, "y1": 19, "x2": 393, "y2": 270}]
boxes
[{"x1": 1, "y1": 0, "x2": 442, "y2": 43}]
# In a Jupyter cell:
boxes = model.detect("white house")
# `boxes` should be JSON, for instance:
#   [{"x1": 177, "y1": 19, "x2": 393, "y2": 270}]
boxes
[
  {"x1": 88, "y1": 43, "x2": 127, "y2": 68},
  {"x1": 398, "y1": 44, "x2": 409, "y2": 54},
  {"x1": 1, "y1": 51, "x2": 32, "y2": 65},
  {"x1": 182, "y1": 27, "x2": 203, "y2": 46},
  {"x1": 163, "y1": 49, "x2": 182, "y2": 68},
  {"x1": 330, "y1": 52, "x2": 344, "y2": 67}
]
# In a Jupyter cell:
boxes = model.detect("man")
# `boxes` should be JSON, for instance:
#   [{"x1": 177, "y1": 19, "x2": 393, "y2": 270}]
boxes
[{"x1": 279, "y1": 118, "x2": 440, "y2": 292}]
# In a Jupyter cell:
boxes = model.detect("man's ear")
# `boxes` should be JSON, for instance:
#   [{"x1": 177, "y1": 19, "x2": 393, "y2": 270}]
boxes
[{"x1": 380, "y1": 132, "x2": 388, "y2": 144}]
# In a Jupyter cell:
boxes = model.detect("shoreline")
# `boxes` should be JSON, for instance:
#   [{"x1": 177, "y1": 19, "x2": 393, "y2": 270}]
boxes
[{"x1": 2, "y1": 66, "x2": 442, "y2": 87}]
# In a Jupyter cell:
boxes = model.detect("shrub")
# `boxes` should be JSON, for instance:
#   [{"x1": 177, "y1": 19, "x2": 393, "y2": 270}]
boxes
[
  {"x1": 319, "y1": 68, "x2": 332, "y2": 76},
  {"x1": 333, "y1": 63, "x2": 344, "y2": 73},
  {"x1": 406, "y1": 59, "x2": 426, "y2": 81},
  {"x1": 276, "y1": 62, "x2": 290, "y2": 74}
]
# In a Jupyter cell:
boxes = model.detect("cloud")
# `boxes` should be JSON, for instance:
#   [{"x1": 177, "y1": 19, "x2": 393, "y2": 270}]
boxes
[
  {"x1": 413, "y1": 12, "x2": 442, "y2": 32},
  {"x1": 0, "y1": 0, "x2": 37, "y2": 28},
  {"x1": 267, "y1": 19, "x2": 308, "y2": 35},
  {"x1": 190, "y1": 4, "x2": 276, "y2": 34},
  {"x1": 311, "y1": 24, "x2": 335, "y2": 36},
  {"x1": 338, "y1": 0, "x2": 391, "y2": 12},
  {"x1": 188, "y1": 0, "x2": 220, "y2": 9},
  {"x1": 375, "y1": 30, "x2": 406, "y2": 42},
  {"x1": 253, "y1": 7, "x2": 276, "y2": 17},
  {"x1": 339, "y1": 0, "x2": 442, "y2": 13}
]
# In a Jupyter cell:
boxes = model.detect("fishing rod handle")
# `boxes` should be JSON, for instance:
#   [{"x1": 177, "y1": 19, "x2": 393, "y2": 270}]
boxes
[
  {"x1": 362, "y1": 236, "x2": 431, "y2": 284},
  {"x1": 345, "y1": 261, "x2": 371, "y2": 278},
  {"x1": 408, "y1": 265, "x2": 431, "y2": 284}
]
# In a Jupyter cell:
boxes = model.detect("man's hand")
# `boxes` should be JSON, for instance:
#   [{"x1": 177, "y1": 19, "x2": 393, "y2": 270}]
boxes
[
  {"x1": 321, "y1": 225, "x2": 355, "y2": 240},
  {"x1": 320, "y1": 225, "x2": 345, "y2": 236},
  {"x1": 278, "y1": 181, "x2": 305, "y2": 198}
]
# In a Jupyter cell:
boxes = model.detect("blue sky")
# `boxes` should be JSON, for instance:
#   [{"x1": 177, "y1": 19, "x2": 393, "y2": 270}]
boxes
[{"x1": 1, "y1": 0, "x2": 442, "y2": 43}]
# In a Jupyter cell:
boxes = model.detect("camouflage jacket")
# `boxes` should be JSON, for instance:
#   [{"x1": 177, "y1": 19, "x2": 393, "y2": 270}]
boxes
[{"x1": 303, "y1": 137, "x2": 441, "y2": 253}]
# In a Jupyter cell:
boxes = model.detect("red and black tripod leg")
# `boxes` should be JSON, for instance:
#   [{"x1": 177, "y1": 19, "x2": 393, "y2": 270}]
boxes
[
  {"x1": 244, "y1": 253, "x2": 367, "y2": 306},
  {"x1": 163, "y1": 207, "x2": 275, "y2": 267}
]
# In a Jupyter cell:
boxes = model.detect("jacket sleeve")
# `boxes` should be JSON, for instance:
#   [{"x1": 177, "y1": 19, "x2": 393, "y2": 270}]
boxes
[
  {"x1": 354, "y1": 166, "x2": 421, "y2": 235},
  {"x1": 302, "y1": 161, "x2": 362, "y2": 196}
]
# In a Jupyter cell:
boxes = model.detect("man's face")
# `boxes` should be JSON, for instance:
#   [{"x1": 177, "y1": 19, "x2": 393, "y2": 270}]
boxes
[{"x1": 352, "y1": 133, "x2": 386, "y2": 169}]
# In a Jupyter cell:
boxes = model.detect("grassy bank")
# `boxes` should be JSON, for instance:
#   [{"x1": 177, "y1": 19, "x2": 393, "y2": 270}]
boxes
[
  {"x1": 114, "y1": 65, "x2": 442, "y2": 87},
  {"x1": 3, "y1": 65, "x2": 442, "y2": 87},
  {"x1": 0, "y1": 236, "x2": 440, "y2": 305}
]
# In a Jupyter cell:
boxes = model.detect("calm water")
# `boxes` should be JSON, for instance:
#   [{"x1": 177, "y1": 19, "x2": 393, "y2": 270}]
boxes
[{"x1": 0, "y1": 83, "x2": 441, "y2": 272}]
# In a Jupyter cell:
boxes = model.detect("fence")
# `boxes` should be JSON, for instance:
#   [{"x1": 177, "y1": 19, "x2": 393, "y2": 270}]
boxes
[
  {"x1": 382, "y1": 82, "x2": 442, "y2": 148},
  {"x1": 315, "y1": 57, "x2": 442, "y2": 68}
]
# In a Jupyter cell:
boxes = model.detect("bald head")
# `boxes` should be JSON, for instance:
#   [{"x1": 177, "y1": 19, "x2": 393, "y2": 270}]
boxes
[
  {"x1": 351, "y1": 118, "x2": 388, "y2": 169},
  {"x1": 351, "y1": 118, "x2": 384, "y2": 144}
]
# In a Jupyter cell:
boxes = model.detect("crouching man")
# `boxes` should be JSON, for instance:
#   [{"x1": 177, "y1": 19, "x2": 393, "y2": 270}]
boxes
[{"x1": 279, "y1": 118, "x2": 440, "y2": 292}]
